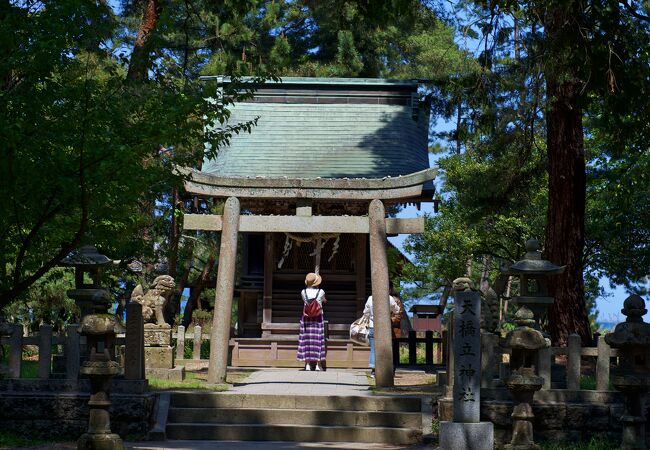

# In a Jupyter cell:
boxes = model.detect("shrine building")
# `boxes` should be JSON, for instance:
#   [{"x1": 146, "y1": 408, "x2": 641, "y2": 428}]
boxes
[{"x1": 181, "y1": 77, "x2": 435, "y2": 381}]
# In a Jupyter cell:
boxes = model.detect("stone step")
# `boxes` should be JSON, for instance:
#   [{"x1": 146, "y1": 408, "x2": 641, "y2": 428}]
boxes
[
  {"x1": 168, "y1": 407, "x2": 422, "y2": 428},
  {"x1": 166, "y1": 423, "x2": 422, "y2": 444},
  {"x1": 169, "y1": 393, "x2": 421, "y2": 412}
]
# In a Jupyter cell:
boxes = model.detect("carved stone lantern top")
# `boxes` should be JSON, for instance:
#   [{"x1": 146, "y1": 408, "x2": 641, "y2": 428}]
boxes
[
  {"x1": 60, "y1": 245, "x2": 116, "y2": 320},
  {"x1": 605, "y1": 294, "x2": 650, "y2": 349},
  {"x1": 502, "y1": 238, "x2": 566, "y2": 333},
  {"x1": 61, "y1": 245, "x2": 112, "y2": 268},
  {"x1": 61, "y1": 245, "x2": 114, "y2": 289},
  {"x1": 506, "y1": 239, "x2": 565, "y2": 276}
]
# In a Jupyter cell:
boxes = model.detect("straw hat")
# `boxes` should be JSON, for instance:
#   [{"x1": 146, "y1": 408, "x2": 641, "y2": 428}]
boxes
[{"x1": 305, "y1": 272, "x2": 322, "y2": 287}]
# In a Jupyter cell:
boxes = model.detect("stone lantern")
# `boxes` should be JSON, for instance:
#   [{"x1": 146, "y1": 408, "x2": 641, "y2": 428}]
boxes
[
  {"x1": 503, "y1": 306, "x2": 550, "y2": 450},
  {"x1": 62, "y1": 246, "x2": 123, "y2": 450},
  {"x1": 504, "y1": 238, "x2": 565, "y2": 332},
  {"x1": 61, "y1": 245, "x2": 113, "y2": 320},
  {"x1": 77, "y1": 314, "x2": 123, "y2": 450},
  {"x1": 604, "y1": 294, "x2": 650, "y2": 450}
]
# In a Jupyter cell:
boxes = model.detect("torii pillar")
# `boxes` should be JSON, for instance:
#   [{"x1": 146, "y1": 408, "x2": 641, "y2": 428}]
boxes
[
  {"x1": 207, "y1": 197, "x2": 240, "y2": 384},
  {"x1": 369, "y1": 199, "x2": 394, "y2": 387}
]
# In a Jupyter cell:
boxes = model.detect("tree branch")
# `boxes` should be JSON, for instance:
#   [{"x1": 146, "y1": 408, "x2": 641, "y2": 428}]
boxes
[
  {"x1": 13, "y1": 194, "x2": 63, "y2": 286},
  {"x1": 619, "y1": 0, "x2": 650, "y2": 23}
]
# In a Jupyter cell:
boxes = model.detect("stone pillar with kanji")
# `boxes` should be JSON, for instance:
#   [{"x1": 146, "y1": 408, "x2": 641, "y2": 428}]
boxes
[{"x1": 439, "y1": 277, "x2": 494, "y2": 450}]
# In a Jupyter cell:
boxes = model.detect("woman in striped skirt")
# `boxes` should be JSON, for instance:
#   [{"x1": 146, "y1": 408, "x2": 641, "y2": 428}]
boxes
[{"x1": 297, "y1": 272, "x2": 327, "y2": 371}]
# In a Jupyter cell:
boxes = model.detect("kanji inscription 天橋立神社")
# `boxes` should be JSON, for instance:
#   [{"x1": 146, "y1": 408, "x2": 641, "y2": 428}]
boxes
[{"x1": 452, "y1": 291, "x2": 482, "y2": 423}]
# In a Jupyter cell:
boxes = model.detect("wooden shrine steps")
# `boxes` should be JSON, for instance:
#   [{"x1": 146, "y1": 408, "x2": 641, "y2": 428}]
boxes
[{"x1": 165, "y1": 392, "x2": 423, "y2": 445}]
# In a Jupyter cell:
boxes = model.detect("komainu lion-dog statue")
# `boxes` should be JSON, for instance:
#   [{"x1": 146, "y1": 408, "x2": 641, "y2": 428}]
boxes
[{"x1": 130, "y1": 275, "x2": 175, "y2": 328}]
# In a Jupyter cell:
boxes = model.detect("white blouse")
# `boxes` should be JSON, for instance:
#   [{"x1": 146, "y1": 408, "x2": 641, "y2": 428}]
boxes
[
  {"x1": 302, "y1": 287, "x2": 326, "y2": 305},
  {"x1": 363, "y1": 295, "x2": 400, "y2": 328}
]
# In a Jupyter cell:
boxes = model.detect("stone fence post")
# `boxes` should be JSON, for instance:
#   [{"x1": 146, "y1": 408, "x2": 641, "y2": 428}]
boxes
[
  {"x1": 596, "y1": 335, "x2": 611, "y2": 391},
  {"x1": 65, "y1": 324, "x2": 80, "y2": 380},
  {"x1": 193, "y1": 326, "x2": 202, "y2": 360},
  {"x1": 125, "y1": 302, "x2": 145, "y2": 380},
  {"x1": 176, "y1": 325, "x2": 185, "y2": 361},
  {"x1": 8, "y1": 324, "x2": 22, "y2": 378},
  {"x1": 567, "y1": 333, "x2": 581, "y2": 390},
  {"x1": 38, "y1": 324, "x2": 53, "y2": 379}
]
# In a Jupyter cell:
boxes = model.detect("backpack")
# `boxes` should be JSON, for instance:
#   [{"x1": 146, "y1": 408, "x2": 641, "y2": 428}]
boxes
[{"x1": 303, "y1": 289, "x2": 322, "y2": 317}]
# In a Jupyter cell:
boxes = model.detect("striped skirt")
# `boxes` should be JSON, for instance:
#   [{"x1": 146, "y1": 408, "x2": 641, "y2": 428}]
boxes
[{"x1": 296, "y1": 313, "x2": 326, "y2": 361}]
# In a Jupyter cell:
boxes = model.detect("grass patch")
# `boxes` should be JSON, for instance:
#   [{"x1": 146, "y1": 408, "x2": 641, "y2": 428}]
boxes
[
  {"x1": 431, "y1": 417, "x2": 439, "y2": 435},
  {"x1": 0, "y1": 430, "x2": 72, "y2": 448},
  {"x1": 20, "y1": 360, "x2": 38, "y2": 378},
  {"x1": 147, "y1": 369, "x2": 253, "y2": 391},
  {"x1": 396, "y1": 340, "x2": 444, "y2": 365},
  {"x1": 0, "y1": 356, "x2": 38, "y2": 379},
  {"x1": 540, "y1": 438, "x2": 619, "y2": 450},
  {"x1": 580, "y1": 374, "x2": 596, "y2": 390}
]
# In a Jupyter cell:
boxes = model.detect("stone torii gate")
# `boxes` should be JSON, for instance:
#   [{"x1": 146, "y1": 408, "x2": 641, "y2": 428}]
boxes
[{"x1": 181, "y1": 168, "x2": 436, "y2": 387}]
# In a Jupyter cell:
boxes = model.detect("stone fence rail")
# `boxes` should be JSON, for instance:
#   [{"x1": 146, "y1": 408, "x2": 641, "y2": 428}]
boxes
[
  {"x1": 0, "y1": 305, "x2": 144, "y2": 380},
  {"x1": 478, "y1": 332, "x2": 620, "y2": 392},
  {"x1": 173, "y1": 325, "x2": 206, "y2": 363}
]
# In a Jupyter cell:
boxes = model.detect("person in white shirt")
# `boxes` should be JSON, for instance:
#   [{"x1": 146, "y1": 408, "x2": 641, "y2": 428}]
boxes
[{"x1": 363, "y1": 284, "x2": 401, "y2": 376}]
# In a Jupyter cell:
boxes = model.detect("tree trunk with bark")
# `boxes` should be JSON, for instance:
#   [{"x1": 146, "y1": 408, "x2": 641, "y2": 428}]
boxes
[
  {"x1": 181, "y1": 256, "x2": 215, "y2": 328},
  {"x1": 127, "y1": 0, "x2": 162, "y2": 82},
  {"x1": 543, "y1": 3, "x2": 592, "y2": 346}
]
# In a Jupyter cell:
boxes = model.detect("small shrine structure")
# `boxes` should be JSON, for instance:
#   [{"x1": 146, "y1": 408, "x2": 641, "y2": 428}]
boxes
[{"x1": 181, "y1": 77, "x2": 435, "y2": 386}]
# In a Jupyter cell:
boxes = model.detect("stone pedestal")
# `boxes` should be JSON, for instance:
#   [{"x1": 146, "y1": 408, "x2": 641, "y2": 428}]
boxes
[
  {"x1": 144, "y1": 327, "x2": 184, "y2": 381},
  {"x1": 504, "y1": 372, "x2": 543, "y2": 450},
  {"x1": 440, "y1": 422, "x2": 494, "y2": 450},
  {"x1": 144, "y1": 346, "x2": 174, "y2": 368},
  {"x1": 78, "y1": 361, "x2": 123, "y2": 450},
  {"x1": 612, "y1": 375, "x2": 649, "y2": 449}
]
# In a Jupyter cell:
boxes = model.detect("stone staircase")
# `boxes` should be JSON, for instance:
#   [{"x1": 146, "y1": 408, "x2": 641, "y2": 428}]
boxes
[{"x1": 165, "y1": 392, "x2": 423, "y2": 445}]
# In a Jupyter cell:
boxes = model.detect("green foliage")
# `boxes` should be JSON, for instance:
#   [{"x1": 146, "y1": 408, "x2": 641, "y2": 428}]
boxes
[
  {"x1": 3, "y1": 268, "x2": 76, "y2": 331},
  {"x1": 0, "y1": 1, "x2": 269, "y2": 310},
  {"x1": 182, "y1": 331, "x2": 211, "y2": 360},
  {"x1": 335, "y1": 30, "x2": 363, "y2": 76},
  {"x1": 403, "y1": 0, "x2": 649, "y2": 331},
  {"x1": 580, "y1": 374, "x2": 596, "y2": 391}
]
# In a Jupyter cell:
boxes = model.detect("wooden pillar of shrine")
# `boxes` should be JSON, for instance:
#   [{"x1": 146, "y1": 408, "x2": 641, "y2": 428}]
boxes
[
  {"x1": 262, "y1": 233, "x2": 274, "y2": 338},
  {"x1": 208, "y1": 196, "x2": 241, "y2": 384},
  {"x1": 369, "y1": 199, "x2": 394, "y2": 387}
]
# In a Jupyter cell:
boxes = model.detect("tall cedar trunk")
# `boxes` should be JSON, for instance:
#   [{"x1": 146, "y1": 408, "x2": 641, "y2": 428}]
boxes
[
  {"x1": 545, "y1": 77, "x2": 591, "y2": 345},
  {"x1": 127, "y1": 0, "x2": 161, "y2": 82},
  {"x1": 542, "y1": 1, "x2": 592, "y2": 348}
]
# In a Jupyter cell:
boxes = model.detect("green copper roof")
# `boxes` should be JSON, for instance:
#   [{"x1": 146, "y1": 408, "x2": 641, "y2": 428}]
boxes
[{"x1": 201, "y1": 77, "x2": 430, "y2": 182}]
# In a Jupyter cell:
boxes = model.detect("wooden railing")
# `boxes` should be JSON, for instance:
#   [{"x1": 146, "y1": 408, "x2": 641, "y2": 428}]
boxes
[{"x1": 392, "y1": 330, "x2": 446, "y2": 367}]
